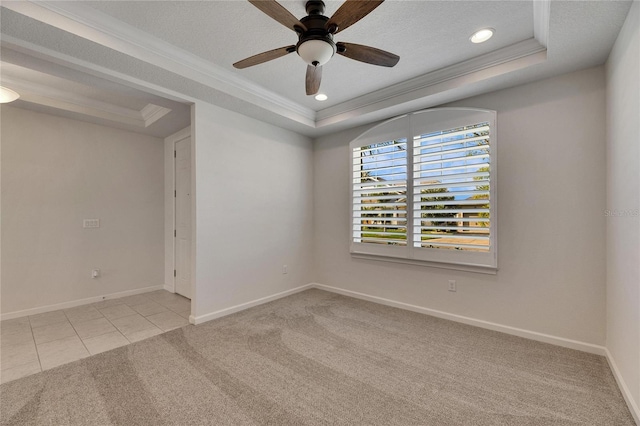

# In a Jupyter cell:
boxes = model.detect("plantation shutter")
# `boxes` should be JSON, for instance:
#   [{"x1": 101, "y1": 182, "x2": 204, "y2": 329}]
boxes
[
  {"x1": 412, "y1": 122, "x2": 491, "y2": 252},
  {"x1": 352, "y1": 138, "x2": 408, "y2": 246},
  {"x1": 349, "y1": 108, "x2": 497, "y2": 270}
]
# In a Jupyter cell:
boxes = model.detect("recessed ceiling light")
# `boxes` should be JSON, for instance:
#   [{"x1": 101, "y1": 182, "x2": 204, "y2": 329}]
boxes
[
  {"x1": 315, "y1": 94, "x2": 328, "y2": 101},
  {"x1": 470, "y1": 28, "x2": 495, "y2": 44},
  {"x1": 0, "y1": 86, "x2": 20, "y2": 103}
]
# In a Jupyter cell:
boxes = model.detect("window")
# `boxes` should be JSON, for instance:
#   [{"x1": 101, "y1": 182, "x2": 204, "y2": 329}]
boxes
[
  {"x1": 351, "y1": 108, "x2": 497, "y2": 271},
  {"x1": 353, "y1": 138, "x2": 408, "y2": 246}
]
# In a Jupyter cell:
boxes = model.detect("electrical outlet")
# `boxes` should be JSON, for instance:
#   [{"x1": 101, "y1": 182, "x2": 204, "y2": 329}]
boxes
[
  {"x1": 282, "y1": 265, "x2": 288, "y2": 274},
  {"x1": 92, "y1": 269, "x2": 100, "y2": 279},
  {"x1": 448, "y1": 280, "x2": 457, "y2": 292}
]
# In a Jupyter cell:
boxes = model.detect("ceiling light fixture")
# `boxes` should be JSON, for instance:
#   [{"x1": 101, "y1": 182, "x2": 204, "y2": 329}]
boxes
[
  {"x1": 297, "y1": 39, "x2": 336, "y2": 67},
  {"x1": 315, "y1": 93, "x2": 328, "y2": 101},
  {"x1": 233, "y1": 0, "x2": 399, "y2": 96},
  {"x1": 0, "y1": 86, "x2": 20, "y2": 103},
  {"x1": 470, "y1": 28, "x2": 495, "y2": 44}
]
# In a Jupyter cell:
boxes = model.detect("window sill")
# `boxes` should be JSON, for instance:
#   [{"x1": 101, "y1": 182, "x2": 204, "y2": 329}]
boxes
[{"x1": 350, "y1": 252, "x2": 498, "y2": 275}]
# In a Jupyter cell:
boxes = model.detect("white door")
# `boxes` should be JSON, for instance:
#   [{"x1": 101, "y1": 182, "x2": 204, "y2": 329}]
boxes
[{"x1": 174, "y1": 137, "x2": 191, "y2": 299}]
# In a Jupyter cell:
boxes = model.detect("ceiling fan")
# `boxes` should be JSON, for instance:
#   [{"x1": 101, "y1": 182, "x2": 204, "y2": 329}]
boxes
[{"x1": 233, "y1": 0, "x2": 400, "y2": 96}]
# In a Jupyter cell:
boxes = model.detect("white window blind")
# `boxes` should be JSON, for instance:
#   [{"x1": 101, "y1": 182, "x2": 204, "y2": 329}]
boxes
[
  {"x1": 350, "y1": 108, "x2": 497, "y2": 272},
  {"x1": 413, "y1": 123, "x2": 491, "y2": 252},
  {"x1": 352, "y1": 139, "x2": 407, "y2": 246}
]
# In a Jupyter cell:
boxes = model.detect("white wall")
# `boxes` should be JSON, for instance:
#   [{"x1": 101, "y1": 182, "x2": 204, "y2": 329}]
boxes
[
  {"x1": 606, "y1": 0, "x2": 640, "y2": 417},
  {"x1": 191, "y1": 102, "x2": 314, "y2": 320},
  {"x1": 1, "y1": 106, "x2": 165, "y2": 315},
  {"x1": 314, "y1": 66, "x2": 607, "y2": 347}
]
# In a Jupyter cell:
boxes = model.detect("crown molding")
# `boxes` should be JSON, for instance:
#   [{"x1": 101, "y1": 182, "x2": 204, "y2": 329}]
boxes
[
  {"x1": 533, "y1": 0, "x2": 551, "y2": 48},
  {"x1": 1, "y1": 75, "x2": 172, "y2": 128},
  {"x1": 141, "y1": 103, "x2": 171, "y2": 127},
  {"x1": 1, "y1": 0, "x2": 316, "y2": 127},
  {"x1": 316, "y1": 38, "x2": 547, "y2": 127}
]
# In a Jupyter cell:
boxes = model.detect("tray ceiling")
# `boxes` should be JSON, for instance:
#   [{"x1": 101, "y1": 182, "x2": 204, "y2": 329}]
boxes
[{"x1": 0, "y1": 1, "x2": 633, "y2": 136}]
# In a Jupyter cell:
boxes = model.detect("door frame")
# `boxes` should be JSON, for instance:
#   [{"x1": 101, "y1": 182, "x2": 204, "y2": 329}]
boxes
[{"x1": 164, "y1": 127, "x2": 193, "y2": 304}]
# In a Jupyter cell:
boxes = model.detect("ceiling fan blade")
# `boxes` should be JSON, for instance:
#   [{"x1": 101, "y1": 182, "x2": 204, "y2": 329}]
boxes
[
  {"x1": 306, "y1": 65, "x2": 322, "y2": 95},
  {"x1": 327, "y1": 0, "x2": 384, "y2": 34},
  {"x1": 248, "y1": 0, "x2": 307, "y2": 32},
  {"x1": 233, "y1": 45, "x2": 296, "y2": 69},
  {"x1": 336, "y1": 42, "x2": 399, "y2": 67}
]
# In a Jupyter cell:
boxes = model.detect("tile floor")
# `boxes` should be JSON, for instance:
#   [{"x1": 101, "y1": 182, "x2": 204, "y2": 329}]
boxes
[{"x1": 1, "y1": 290, "x2": 191, "y2": 384}]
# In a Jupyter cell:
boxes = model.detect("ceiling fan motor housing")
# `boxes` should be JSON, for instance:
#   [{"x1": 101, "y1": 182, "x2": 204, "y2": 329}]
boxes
[{"x1": 296, "y1": 1, "x2": 336, "y2": 66}]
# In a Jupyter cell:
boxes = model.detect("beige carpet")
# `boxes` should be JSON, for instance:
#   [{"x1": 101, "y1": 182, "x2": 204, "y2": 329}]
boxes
[{"x1": 0, "y1": 289, "x2": 634, "y2": 425}]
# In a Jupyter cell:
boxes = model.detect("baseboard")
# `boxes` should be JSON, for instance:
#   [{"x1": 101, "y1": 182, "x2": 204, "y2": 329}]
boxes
[
  {"x1": 605, "y1": 348, "x2": 640, "y2": 425},
  {"x1": 312, "y1": 283, "x2": 607, "y2": 356},
  {"x1": 0, "y1": 285, "x2": 164, "y2": 321},
  {"x1": 191, "y1": 284, "x2": 314, "y2": 325},
  {"x1": 163, "y1": 283, "x2": 175, "y2": 293}
]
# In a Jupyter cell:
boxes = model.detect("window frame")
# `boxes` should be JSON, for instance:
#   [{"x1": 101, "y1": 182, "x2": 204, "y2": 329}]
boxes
[{"x1": 349, "y1": 108, "x2": 498, "y2": 273}]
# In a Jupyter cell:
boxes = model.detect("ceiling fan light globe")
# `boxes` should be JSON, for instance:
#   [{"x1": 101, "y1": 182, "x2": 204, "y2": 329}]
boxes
[{"x1": 297, "y1": 39, "x2": 335, "y2": 66}]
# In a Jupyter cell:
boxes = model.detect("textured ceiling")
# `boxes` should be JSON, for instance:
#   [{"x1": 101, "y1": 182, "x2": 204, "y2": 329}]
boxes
[
  {"x1": 0, "y1": 0, "x2": 633, "y2": 136},
  {"x1": 87, "y1": 1, "x2": 534, "y2": 109}
]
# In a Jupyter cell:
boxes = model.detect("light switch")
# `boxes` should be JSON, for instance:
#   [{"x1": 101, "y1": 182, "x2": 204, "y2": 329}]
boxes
[{"x1": 83, "y1": 219, "x2": 100, "y2": 228}]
